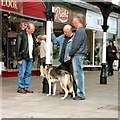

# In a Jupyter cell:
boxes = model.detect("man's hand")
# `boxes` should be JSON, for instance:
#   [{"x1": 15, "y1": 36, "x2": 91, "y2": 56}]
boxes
[
  {"x1": 51, "y1": 28, "x2": 53, "y2": 33},
  {"x1": 67, "y1": 56, "x2": 72, "y2": 61},
  {"x1": 112, "y1": 50, "x2": 116, "y2": 53},
  {"x1": 18, "y1": 60, "x2": 22, "y2": 65}
]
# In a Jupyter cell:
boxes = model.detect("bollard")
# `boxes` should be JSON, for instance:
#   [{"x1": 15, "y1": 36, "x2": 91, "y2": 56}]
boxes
[
  {"x1": 42, "y1": 77, "x2": 49, "y2": 94},
  {"x1": 42, "y1": 77, "x2": 53, "y2": 94}
]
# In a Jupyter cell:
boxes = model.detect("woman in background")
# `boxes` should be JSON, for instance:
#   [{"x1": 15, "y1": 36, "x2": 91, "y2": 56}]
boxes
[
  {"x1": 106, "y1": 40, "x2": 117, "y2": 76},
  {"x1": 36, "y1": 35, "x2": 46, "y2": 76}
]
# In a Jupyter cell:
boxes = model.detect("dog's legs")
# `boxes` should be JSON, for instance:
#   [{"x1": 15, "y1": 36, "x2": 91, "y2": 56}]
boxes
[
  {"x1": 47, "y1": 81, "x2": 52, "y2": 96},
  {"x1": 52, "y1": 83, "x2": 56, "y2": 96},
  {"x1": 72, "y1": 90, "x2": 75, "y2": 98},
  {"x1": 60, "y1": 82, "x2": 69, "y2": 100},
  {"x1": 68, "y1": 83, "x2": 75, "y2": 98},
  {"x1": 40, "y1": 65, "x2": 44, "y2": 76}
]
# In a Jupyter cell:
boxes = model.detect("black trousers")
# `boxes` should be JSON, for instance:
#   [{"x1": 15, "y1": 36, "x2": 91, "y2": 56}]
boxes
[{"x1": 107, "y1": 57, "x2": 114, "y2": 75}]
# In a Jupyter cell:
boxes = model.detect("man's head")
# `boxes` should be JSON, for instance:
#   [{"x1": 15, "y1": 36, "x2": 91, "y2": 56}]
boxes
[
  {"x1": 26, "y1": 22, "x2": 35, "y2": 34},
  {"x1": 72, "y1": 14, "x2": 84, "y2": 29},
  {"x1": 63, "y1": 24, "x2": 73, "y2": 37}
]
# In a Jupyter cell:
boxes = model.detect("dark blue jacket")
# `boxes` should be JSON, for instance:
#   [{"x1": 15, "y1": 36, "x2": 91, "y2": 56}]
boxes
[{"x1": 69, "y1": 26, "x2": 87, "y2": 57}]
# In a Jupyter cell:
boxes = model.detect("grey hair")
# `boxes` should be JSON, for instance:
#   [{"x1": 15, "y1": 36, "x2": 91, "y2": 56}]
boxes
[{"x1": 73, "y1": 14, "x2": 84, "y2": 25}]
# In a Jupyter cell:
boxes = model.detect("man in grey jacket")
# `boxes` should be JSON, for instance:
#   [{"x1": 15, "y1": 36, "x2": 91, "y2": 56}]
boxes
[{"x1": 68, "y1": 14, "x2": 87, "y2": 100}]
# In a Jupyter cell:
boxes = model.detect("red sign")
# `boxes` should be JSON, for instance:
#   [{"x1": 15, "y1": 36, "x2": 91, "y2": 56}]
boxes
[
  {"x1": 1, "y1": 0, "x2": 23, "y2": 13},
  {"x1": 0, "y1": 0, "x2": 46, "y2": 20}
]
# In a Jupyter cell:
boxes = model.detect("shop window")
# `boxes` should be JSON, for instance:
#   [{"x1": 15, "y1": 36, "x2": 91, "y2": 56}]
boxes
[
  {"x1": 2, "y1": 12, "x2": 45, "y2": 70},
  {"x1": 94, "y1": 31, "x2": 114, "y2": 65}
]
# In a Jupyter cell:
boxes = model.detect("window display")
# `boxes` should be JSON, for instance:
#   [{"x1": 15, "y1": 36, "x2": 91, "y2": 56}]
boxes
[{"x1": 2, "y1": 12, "x2": 45, "y2": 70}]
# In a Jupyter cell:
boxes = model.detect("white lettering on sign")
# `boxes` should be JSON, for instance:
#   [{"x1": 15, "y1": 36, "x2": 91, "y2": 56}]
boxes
[
  {"x1": 1, "y1": 0, "x2": 18, "y2": 9},
  {"x1": 54, "y1": 7, "x2": 69, "y2": 23}
]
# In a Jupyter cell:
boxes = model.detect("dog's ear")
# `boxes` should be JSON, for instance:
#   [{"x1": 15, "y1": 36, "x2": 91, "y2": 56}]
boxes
[{"x1": 45, "y1": 65, "x2": 49, "y2": 72}]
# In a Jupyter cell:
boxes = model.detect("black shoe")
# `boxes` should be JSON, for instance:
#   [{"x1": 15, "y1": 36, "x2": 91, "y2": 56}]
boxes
[
  {"x1": 17, "y1": 89, "x2": 27, "y2": 94},
  {"x1": 25, "y1": 89, "x2": 34, "y2": 93},
  {"x1": 59, "y1": 90, "x2": 65, "y2": 94},
  {"x1": 108, "y1": 72, "x2": 111, "y2": 76},
  {"x1": 73, "y1": 96, "x2": 85, "y2": 100},
  {"x1": 111, "y1": 69, "x2": 114, "y2": 75}
]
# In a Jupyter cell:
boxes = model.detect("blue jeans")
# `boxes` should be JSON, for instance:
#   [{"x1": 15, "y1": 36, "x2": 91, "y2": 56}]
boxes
[
  {"x1": 17, "y1": 59, "x2": 33, "y2": 90},
  {"x1": 72, "y1": 55, "x2": 85, "y2": 97}
]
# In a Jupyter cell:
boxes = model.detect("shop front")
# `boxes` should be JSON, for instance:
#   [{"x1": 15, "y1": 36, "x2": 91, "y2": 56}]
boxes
[
  {"x1": 85, "y1": 10, "x2": 117, "y2": 67},
  {"x1": 0, "y1": 1, "x2": 46, "y2": 76}
]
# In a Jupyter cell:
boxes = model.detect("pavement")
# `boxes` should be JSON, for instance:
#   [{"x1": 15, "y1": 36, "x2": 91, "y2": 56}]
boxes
[{"x1": 1, "y1": 71, "x2": 119, "y2": 118}]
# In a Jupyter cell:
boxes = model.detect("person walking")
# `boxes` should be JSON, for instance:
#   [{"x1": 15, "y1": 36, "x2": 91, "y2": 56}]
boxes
[
  {"x1": 51, "y1": 24, "x2": 76, "y2": 94},
  {"x1": 67, "y1": 14, "x2": 87, "y2": 100},
  {"x1": 15, "y1": 22, "x2": 36, "y2": 94},
  {"x1": 106, "y1": 40, "x2": 117, "y2": 76}
]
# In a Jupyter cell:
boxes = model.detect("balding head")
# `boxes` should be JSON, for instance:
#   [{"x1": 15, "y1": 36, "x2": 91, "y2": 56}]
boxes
[
  {"x1": 63, "y1": 24, "x2": 72, "y2": 31},
  {"x1": 63, "y1": 24, "x2": 73, "y2": 37},
  {"x1": 26, "y1": 22, "x2": 35, "y2": 34}
]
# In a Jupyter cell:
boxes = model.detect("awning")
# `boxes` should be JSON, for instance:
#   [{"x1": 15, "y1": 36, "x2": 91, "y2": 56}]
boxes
[
  {"x1": 23, "y1": 2, "x2": 46, "y2": 21},
  {"x1": 0, "y1": 1, "x2": 46, "y2": 21}
]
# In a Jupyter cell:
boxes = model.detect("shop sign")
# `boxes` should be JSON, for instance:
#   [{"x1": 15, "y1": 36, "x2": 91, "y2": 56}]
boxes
[
  {"x1": 54, "y1": 6, "x2": 69, "y2": 23},
  {"x1": 86, "y1": 10, "x2": 117, "y2": 34},
  {"x1": 54, "y1": 5, "x2": 85, "y2": 25},
  {"x1": 1, "y1": 0, "x2": 18, "y2": 9},
  {"x1": 0, "y1": 0, "x2": 22, "y2": 13}
]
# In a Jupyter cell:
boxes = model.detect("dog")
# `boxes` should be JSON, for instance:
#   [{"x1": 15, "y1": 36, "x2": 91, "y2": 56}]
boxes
[{"x1": 45, "y1": 66, "x2": 75, "y2": 100}]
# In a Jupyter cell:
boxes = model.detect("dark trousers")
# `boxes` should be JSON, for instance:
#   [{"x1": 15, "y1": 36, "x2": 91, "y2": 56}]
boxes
[{"x1": 107, "y1": 57, "x2": 114, "y2": 75}]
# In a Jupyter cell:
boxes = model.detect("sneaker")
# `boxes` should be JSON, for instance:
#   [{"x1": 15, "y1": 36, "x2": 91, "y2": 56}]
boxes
[
  {"x1": 73, "y1": 96, "x2": 85, "y2": 100},
  {"x1": 17, "y1": 89, "x2": 26, "y2": 94},
  {"x1": 25, "y1": 89, "x2": 34, "y2": 93}
]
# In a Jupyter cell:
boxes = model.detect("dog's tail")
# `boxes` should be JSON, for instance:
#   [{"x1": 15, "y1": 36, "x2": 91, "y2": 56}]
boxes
[
  {"x1": 65, "y1": 71, "x2": 74, "y2": 83},
  {"x1": 70, "y1": 74, "x2": 73, "y2": 83}
]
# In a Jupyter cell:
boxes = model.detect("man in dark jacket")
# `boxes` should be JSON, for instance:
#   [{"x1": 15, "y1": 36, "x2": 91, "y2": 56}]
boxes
[{"x1": 15, "y1": 22, "x2": 36, "y2": 94}]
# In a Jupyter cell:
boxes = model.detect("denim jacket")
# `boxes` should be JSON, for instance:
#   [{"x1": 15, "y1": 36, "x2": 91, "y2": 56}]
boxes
[{"x1": 51, "y1": 33, "x2": 73, "y2": 63}]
